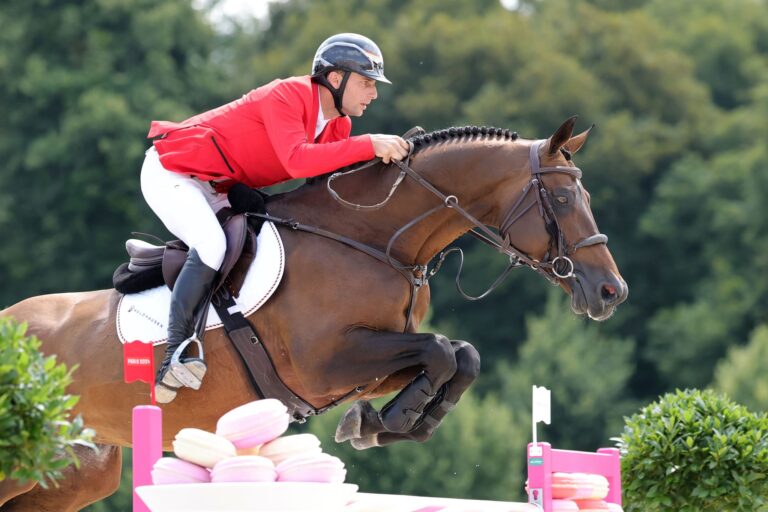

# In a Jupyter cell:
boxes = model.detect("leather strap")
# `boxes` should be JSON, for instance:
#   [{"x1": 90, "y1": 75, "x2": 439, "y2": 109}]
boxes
[
  {"x1": 212, "y1": 289, "x2": 364, "y2": 422},
  {"x1": 212, "y1": 290, "x2": 317, "y2": 421}
]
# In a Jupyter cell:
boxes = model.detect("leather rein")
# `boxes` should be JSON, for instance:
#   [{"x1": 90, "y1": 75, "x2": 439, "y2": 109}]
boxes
[{"x1": 250, "y1": 139, "x2": 607, "y2": 330}]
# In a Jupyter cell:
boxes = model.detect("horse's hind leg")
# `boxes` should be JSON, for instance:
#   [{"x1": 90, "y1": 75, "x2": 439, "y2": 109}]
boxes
[
  {"x1": 341, "y1": 340, "x2": 480, "y2": 449},
  {"x1": 330, "y1": 330, "x2": 458, "y2": 444},
  {"x1": 3, "y1": 443, "x2": 122, "y2": 512},
  {"x1": 0, "y1": 478, "x2": 37, "y2": 507}
]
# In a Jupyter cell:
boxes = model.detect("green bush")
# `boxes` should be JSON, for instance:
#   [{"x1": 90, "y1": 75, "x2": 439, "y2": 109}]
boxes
[
  {"x1": 0, "y1": 317, "x2": 95, "y2": 487},
  {"x1": 616, "y1": 389, "x2": 768, "y2": 511}
]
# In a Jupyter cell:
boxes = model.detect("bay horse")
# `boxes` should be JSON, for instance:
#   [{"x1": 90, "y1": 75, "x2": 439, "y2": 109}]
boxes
[{"x1": 0, "y1": 117, "x2": 626, "y2": 510}]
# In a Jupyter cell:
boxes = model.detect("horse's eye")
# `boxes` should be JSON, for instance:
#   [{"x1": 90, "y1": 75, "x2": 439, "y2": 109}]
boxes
[{"x1": 556, "y1": 195, "x2": 568, "y2": 204}]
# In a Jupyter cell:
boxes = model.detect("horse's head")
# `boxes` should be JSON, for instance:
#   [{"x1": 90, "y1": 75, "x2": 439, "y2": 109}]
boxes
[{"x1": 498, "y1": 117, "x2": 628, "y2": 320}]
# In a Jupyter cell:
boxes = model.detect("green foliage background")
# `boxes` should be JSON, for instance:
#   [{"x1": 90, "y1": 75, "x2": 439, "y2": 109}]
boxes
[{"x1": 0, "y1": 0, "x2": 766, "y2": 508}]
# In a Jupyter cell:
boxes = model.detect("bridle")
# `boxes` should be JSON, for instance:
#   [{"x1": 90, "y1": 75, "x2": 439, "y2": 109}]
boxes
[
  {"x1": 496, "y1": 140, "x2": 608, "y2": 282},
  {"x1": 327, "y1": 139, "x2": 608, "y2": 300}
]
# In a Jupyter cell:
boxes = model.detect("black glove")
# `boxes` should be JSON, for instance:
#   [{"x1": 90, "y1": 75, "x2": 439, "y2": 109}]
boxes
[{"x1": 228, "y1": 183, "x2": 266, "y2": 214}]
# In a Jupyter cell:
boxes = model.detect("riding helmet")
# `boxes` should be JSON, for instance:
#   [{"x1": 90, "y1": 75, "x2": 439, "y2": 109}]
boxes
[{"x1": 311, "y1": 33, "x2": 390, "y2": 116}]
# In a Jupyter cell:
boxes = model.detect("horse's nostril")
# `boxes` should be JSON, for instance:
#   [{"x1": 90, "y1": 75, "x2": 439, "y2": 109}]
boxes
[{"x1": 601, "y1": 283, "x2": 617, "y2": 301}]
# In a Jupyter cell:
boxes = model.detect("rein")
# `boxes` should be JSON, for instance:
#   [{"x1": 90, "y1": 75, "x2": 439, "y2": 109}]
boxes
[{"x1": 327, "y1": 140, "x2": 607, "y2": 296}]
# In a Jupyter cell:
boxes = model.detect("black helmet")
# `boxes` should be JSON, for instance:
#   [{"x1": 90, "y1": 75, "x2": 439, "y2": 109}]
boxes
[
  {"x1": 312, "y1": 33, "x2": 390, "y2": 84},
  {"x1": 311, "y1": 33, "x2": 390, "y2": 116}
]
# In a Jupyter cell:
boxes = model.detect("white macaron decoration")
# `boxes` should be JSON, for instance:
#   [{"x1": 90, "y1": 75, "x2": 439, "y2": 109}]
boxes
[{"x1": 172, "y1": 428, "x2": 237, "y2": 468}]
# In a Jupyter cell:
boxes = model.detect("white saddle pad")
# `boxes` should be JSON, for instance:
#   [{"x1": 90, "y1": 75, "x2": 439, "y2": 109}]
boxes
[{"x1": 116, "y1": 221, "x2": 284, "y2": 345}]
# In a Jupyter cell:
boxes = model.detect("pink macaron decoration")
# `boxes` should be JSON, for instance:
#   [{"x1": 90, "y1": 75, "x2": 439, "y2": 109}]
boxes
[
  {"x1": 574, "y1": 500, "x2": 612, "y2": 511},
  {"x1": 582, "y1": 474, "x2": 609, "y2": 500},
  {"x1": 552, "y1": 473, "x2": 609, "y2": 500},
  {"x1": 276, "y1": 452, "x2": 346, "y2": 484},
  {"x1": 552, "y1": 499, "x2": 580, "y2": 511},
  {"x1": 216, "y1": 399, "x2": 290, "y2": 450},
  {"x1": 211, "y1": 455, "x2": 277, "y2": 483},
  {"x1": 151, "y1": 457, "x2": 211, "y2": 485}
]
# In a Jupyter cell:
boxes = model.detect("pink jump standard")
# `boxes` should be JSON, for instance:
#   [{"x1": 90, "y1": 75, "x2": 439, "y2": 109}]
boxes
[
  {"x1": 526, "y1": 443, "x2": 622, "y2": 511},
  {"x1": 132, "y1": 406, "x2": 162, "y2": 512},
  {"x1": 124, "y1": 340, "x2": 163, "y2": 512}
]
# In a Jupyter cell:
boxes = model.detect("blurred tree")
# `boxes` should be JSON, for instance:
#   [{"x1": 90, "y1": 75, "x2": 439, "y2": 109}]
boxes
[
  {"x1": 641, "y1": 138, "x2": 768, "y2": 388},
  {"x1": 714, "y1": 325, "x2": 768, "y2": 413},
  {"x1": 646, "y1": 0, "x2": 768, "y2": 109},
  {"x1": 0, "y1": 0, "x2": 225, "y2": 307},
  {"x1": 495, "y1": 289, "x2": 637, "y2": 451}
]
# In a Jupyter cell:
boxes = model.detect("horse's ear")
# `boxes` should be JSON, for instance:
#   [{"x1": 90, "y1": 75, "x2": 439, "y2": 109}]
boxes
[
  {"x1": 563, "y1": 124, "x2": 594, "y2": 155},
  {"x1": 547, "y1": 115, "x2": 578, "y2": 155}
]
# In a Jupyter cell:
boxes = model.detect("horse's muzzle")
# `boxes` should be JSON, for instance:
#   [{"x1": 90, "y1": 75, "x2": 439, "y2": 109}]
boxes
[{"x1": 569, "y1": 271, "x2": 628, "y2": 321}]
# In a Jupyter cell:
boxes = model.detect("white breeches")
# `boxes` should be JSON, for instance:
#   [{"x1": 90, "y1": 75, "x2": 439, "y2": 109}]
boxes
[{"x1": 140, "y1": 147, "x2": 229, "y2": 270}]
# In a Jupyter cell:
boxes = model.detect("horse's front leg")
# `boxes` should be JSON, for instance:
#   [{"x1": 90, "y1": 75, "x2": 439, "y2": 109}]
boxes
[
  {"x1": 323, "y1": 329, "x2": 457, "y2": 444},
  {"x1": 376, "y1": 340, "x2": 480, "y2": 446},
  {"x1": 337, "y1": 339, "x2": 481, "y2": 449}
]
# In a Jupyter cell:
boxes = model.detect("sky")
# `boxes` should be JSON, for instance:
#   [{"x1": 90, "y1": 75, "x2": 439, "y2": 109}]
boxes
[
  {"x1": 195, "y1": 0, "x2": 275, "y2": 24},
  {"x1": 196, "y1": 0, "x2": 520, "y2": 25}
]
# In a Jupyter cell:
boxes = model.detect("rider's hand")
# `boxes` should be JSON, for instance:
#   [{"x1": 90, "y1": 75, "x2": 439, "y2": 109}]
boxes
[{"x1": 370, "y1": 134, "x2": 410, "y2": 164}]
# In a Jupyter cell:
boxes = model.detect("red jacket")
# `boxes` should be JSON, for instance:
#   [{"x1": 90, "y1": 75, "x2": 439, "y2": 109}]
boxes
[{"x1": 147, "y1": 76, "x2": 375, "y2": 189}]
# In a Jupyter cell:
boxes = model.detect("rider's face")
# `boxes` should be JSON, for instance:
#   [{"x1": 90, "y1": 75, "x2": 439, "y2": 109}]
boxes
[{"x1": 336, "y1": 72, "x2": 378, "y2": 117}]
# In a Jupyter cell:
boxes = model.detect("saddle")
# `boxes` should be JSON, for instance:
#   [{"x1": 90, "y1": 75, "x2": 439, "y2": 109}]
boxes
[{"x1": 114, "y1": 208, "x2": 261, "y2": 297}]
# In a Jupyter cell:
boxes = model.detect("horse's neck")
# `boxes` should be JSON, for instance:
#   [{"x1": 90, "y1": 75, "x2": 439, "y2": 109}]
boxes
[{"x1": 270, "y1": 140, "x2": 532, "y2": 264}]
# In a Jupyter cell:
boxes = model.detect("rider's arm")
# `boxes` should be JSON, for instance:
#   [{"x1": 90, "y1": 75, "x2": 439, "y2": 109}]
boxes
[{"x1": 261, "y1": 82, "x2": 375, "y2": 179}]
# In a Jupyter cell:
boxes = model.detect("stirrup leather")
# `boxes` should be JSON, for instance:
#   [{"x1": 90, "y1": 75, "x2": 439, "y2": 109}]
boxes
[{"x1": 169, "y1": 336, "x2": 208, "y2": 389}]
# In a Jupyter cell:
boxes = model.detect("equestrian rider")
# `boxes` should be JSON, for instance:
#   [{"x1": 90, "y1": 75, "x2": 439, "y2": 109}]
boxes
[{"x1": 141, "y1": 33, "x2": 409, "y2": 403}]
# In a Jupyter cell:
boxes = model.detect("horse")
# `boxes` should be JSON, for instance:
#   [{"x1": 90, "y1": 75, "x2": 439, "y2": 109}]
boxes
[{"x1": 0, "y1": 116, "x2": 627, "y2": 510}]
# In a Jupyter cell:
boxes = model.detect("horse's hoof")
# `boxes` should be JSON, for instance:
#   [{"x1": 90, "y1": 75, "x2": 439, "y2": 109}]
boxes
[
  {"x1": 335, "y1": 401, "x2": 366, "y2": 442},
  {"x1": 350, "y1": 435, "x2": 379, "y2": 450}
]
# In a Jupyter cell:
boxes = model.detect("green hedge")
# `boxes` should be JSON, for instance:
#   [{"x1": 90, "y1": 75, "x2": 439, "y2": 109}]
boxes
[
  {"x1": 616, "y1": 389, "x2": 768, "y2": 511},
  {"x1": 0, "y1": 317, "x2": 95, "y2": 487}
]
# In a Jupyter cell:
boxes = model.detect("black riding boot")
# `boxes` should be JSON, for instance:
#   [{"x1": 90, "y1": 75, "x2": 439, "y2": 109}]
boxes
[{"x1": 155, "y1": 249, "x2": 218, "y2": 404}]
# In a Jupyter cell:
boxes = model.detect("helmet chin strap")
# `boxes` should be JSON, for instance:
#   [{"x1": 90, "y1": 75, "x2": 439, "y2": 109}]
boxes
[{"x1": 315, "y1": 70, "x2": 351, "y2": 117}]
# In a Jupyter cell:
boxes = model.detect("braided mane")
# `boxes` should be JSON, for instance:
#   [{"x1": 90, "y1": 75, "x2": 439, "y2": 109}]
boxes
[
  {"x1": 408, "y1": 125, "x2": 519, "y2": 152},
  {"x1": 308, "y1": 126, "x2": 521, "y2": 181}
]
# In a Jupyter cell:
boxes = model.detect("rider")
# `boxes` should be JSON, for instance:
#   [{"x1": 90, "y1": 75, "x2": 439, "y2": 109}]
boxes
[{"x1": 141, "y1": 33, "x2": 409, "y2": 403}]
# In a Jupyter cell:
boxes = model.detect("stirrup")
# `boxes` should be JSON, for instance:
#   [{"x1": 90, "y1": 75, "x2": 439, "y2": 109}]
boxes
[
  {"x1": 169, "y1": 336, "x2": 208, "y2": 390},
  {"x1": 155, "y1": 365, "x2": 183, "y2": 404}
]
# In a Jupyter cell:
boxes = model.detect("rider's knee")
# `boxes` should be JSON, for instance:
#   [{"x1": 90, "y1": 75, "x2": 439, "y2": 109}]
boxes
[{"x1": 192, "y1": 231, "x2": 227, "y2": 270}]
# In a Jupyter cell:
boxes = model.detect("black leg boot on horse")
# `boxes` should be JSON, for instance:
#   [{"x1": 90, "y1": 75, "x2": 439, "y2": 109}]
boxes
[
  {"x1": 155, "y1": 248, "x2": 218, "y2": 403},
  {"x1": 379, "y1": 372, "x2": 438, "y2": 433}
]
